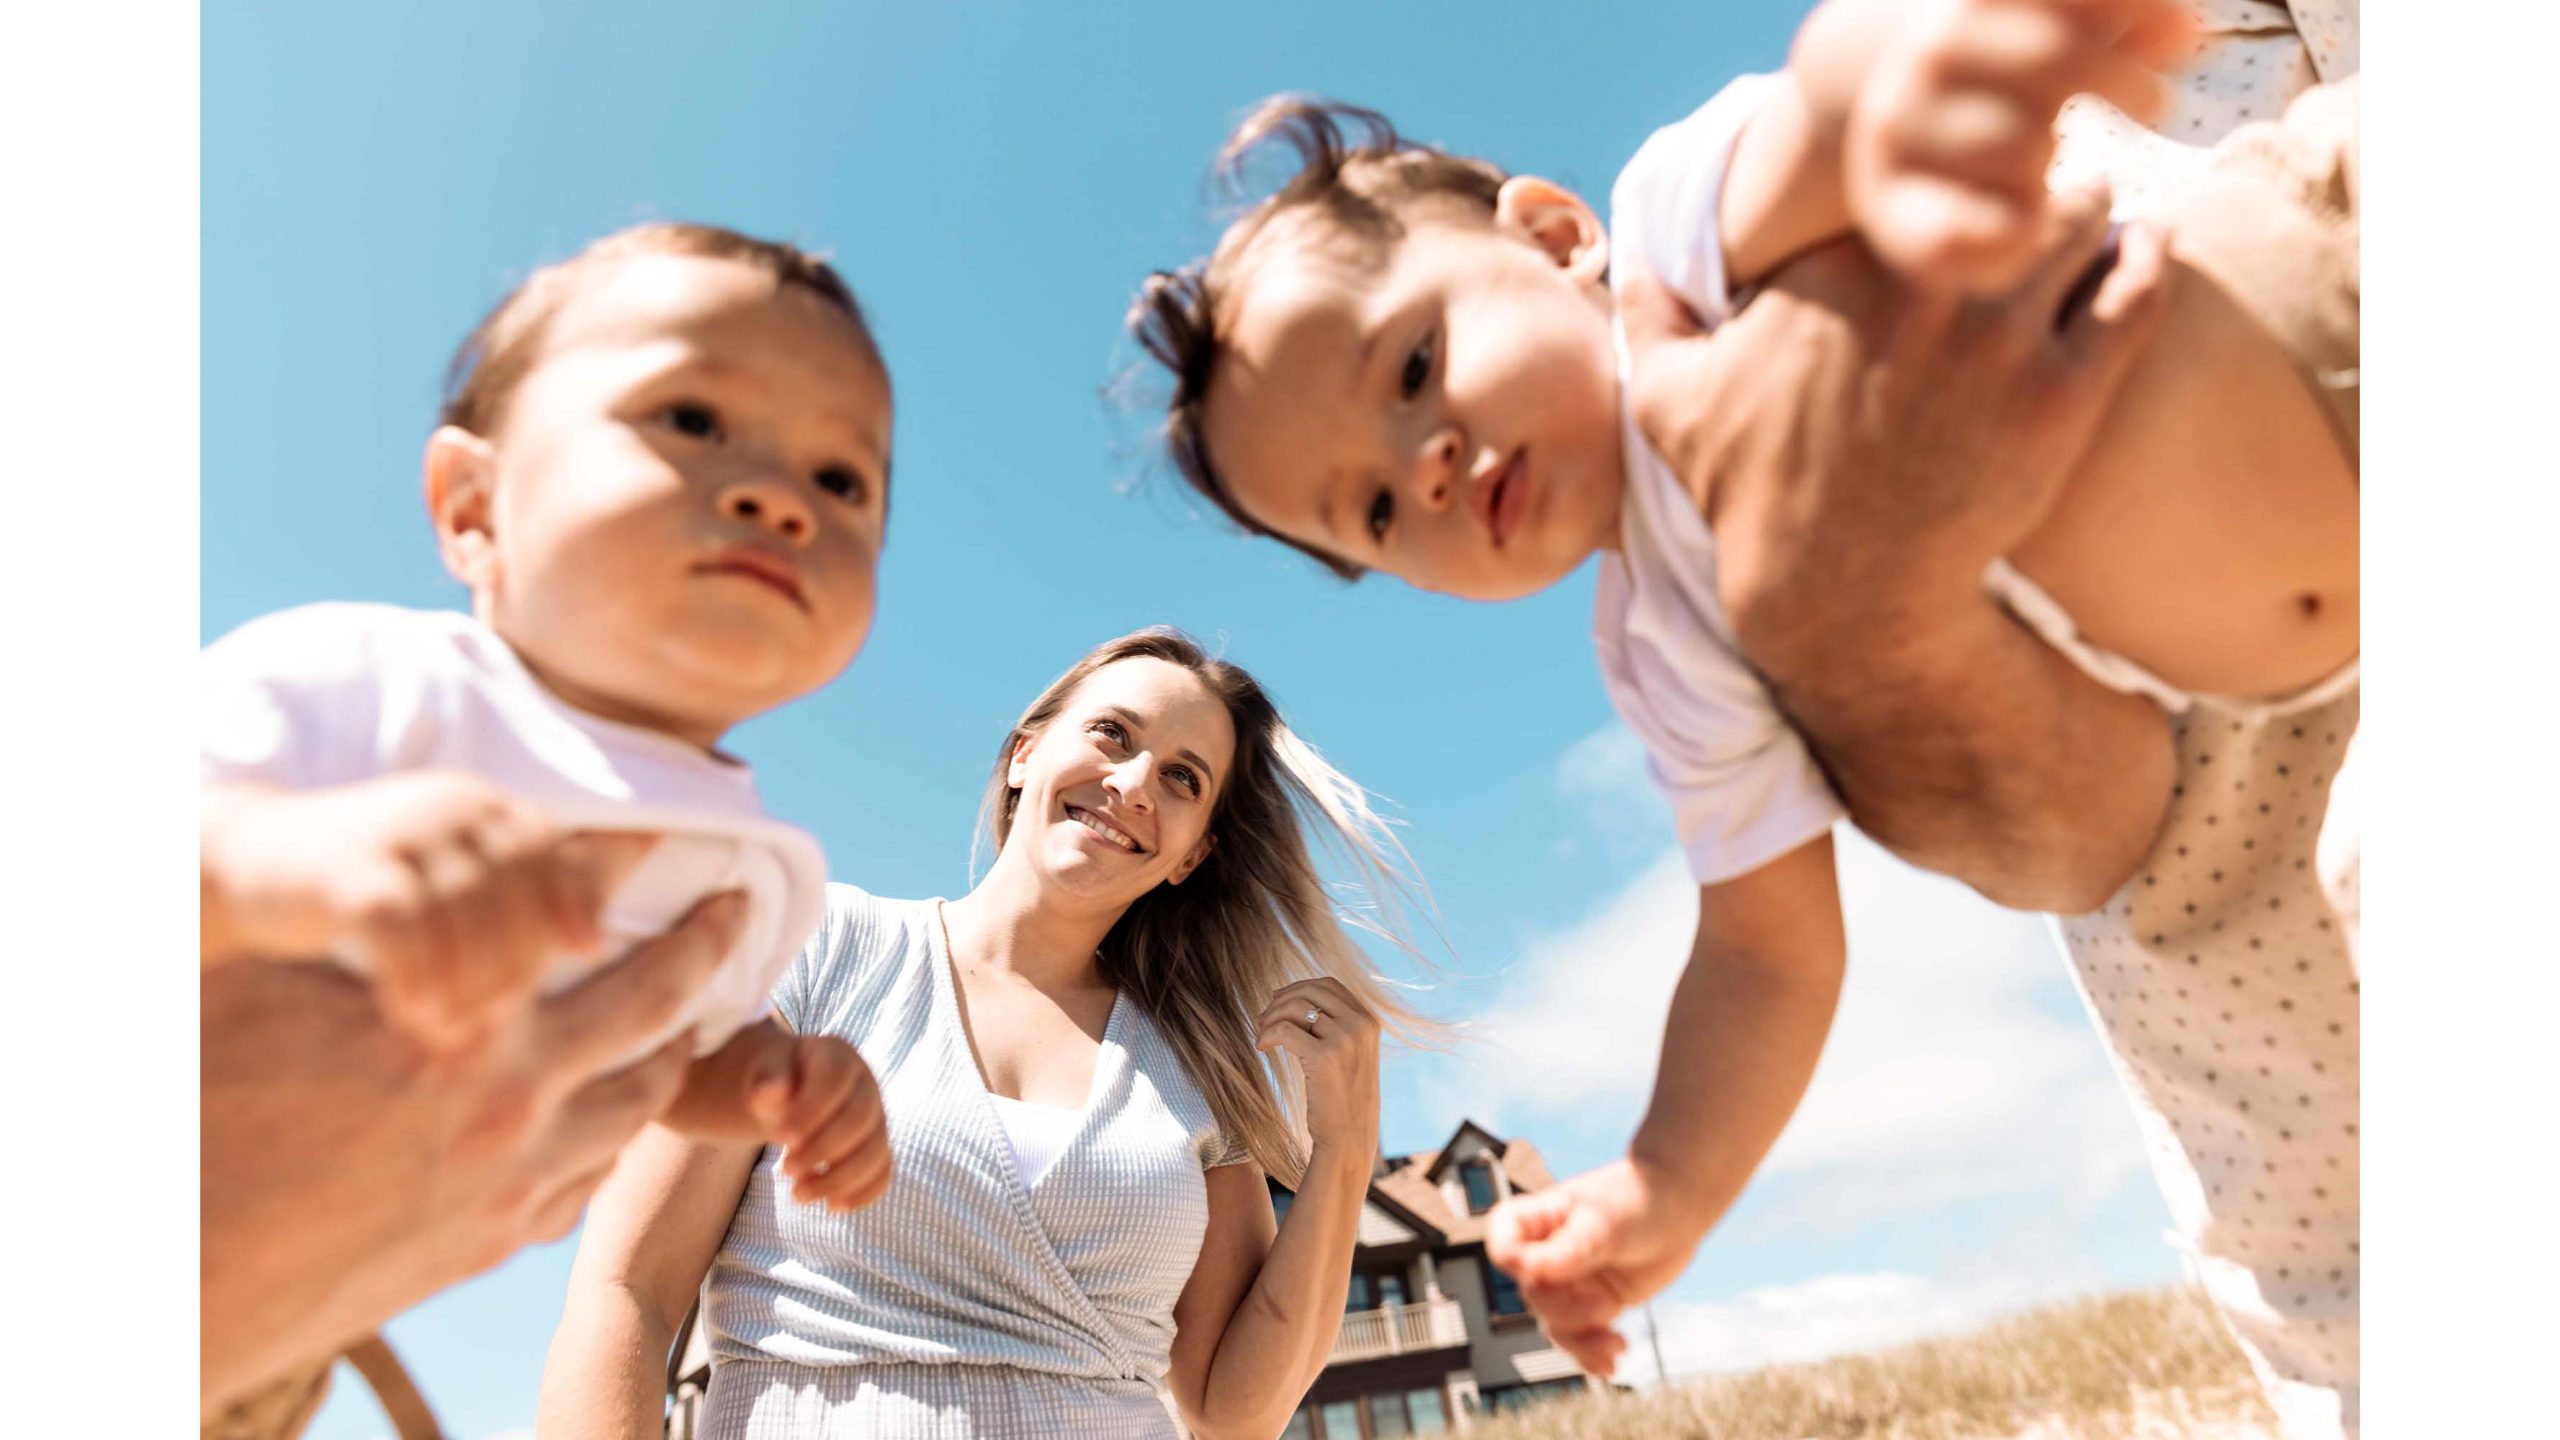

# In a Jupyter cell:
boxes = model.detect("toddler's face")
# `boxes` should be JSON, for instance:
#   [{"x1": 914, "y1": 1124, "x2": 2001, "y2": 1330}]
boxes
[
  {"x1": 442, "y1": 254, "x2": 890, "y2": 747},
  {"x1": 1199, "y1": 197, "x2": 1622, "y2": 601}
]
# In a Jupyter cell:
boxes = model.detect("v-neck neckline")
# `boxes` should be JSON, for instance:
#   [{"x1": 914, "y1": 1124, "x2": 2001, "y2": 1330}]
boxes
[{"x1": 930, "y1": 900, "x2": 1121, "y2": 1194}]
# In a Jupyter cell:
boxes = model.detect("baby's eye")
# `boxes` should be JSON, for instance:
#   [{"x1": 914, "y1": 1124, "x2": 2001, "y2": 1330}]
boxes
[
  {"x1": 660, "y1": 401, "x2": 723, "y2": 440},
  {"x1": 814, "y1": 465, "x2": 869, "y2": 505},
  {"x1": 1366, "y1": 488, "x2": 1395, "y2": 544},
  {"x1": 1398, "y1": 331, "x2": 1436, "y2": 400}
]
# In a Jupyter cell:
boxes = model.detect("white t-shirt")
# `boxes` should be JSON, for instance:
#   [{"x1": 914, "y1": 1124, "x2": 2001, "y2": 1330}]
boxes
[
  {"x1": 1593, "y1": 74, "x2": 1846, "y2": 888},
  {"x1": 988, "y1": 1092, "x2": 1084, "y2": 1189},
  {"x1": 200, "y1": 601, "x2": 828, "y2": 1056}
]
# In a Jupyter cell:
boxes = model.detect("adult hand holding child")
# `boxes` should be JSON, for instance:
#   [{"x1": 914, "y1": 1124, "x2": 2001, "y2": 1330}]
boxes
[
  {"x1": 1617, "y1": 205, "x2": 2180, "y2": 914},
  {"x1": 200, "y1": 886, "x2": 746, "y2": 1408},
  {"x1": 201, "y1": 773, "x2": 658, "y2": 1046}
]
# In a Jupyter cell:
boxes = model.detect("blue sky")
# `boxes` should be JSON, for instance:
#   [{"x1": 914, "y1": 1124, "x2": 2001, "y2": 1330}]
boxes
[{"x1": 203, "y1": 4, "x2": 2182, "y2": 1435}]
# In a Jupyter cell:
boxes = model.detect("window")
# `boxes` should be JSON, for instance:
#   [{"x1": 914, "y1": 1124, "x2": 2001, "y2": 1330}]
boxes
[
  {"x1": 1366, "y1": 1393, "x2": 1411, "y2": 1438},
  {"x1": 1484, "y1": 1260, "x2": 1528, "y2": 1318},
  {"x1": 1319, "y1": 1399, "x2": 1361, "y2": 1438},
  {"x1": 1481, "y1": 1379, "x2": 1591, "y2": 1414},
  {"x1": 1406, "y1": 1386, "x2": 1448, "y2": 1434},
  {"x1": 1347, "y1": 1265, "x2": 1409, "y2": 1313},
  {"x1": 1459, "y1": 1159, "x2": 1498, "y2": 1213},
  {"x1": 1370, "y1": 1265, "x2": 1408, "y2": 1310}
]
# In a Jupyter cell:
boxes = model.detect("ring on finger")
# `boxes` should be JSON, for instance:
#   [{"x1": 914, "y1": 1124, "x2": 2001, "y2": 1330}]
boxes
[{"x1": 1302, "y1": 1006, "x2": 1322, "y2": 1027}]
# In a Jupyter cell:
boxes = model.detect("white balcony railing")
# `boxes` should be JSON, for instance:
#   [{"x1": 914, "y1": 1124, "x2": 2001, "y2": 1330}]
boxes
[{"x1": 1329, "y1": 1296, "x2": 1468, "y2": 1364}]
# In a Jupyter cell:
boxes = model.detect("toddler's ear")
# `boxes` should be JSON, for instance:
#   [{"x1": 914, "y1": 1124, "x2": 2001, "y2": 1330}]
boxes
[
  {"x1": 423, "y1": 425, "x2": 501, "y2": 591},
  {"x1": 1495, "y1": 176, "x2": 1610, "y2": 285}
]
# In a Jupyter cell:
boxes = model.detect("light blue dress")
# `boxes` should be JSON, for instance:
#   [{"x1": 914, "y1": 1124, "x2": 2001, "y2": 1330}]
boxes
[{"x1": 699, "y1": 885, "x2": 1248, "y2": 1439}]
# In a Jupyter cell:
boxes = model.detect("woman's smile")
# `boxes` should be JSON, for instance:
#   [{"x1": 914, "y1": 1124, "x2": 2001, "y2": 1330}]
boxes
[{"x1": 1063, "y1": 802, "x2": 1145, "y2": 854}]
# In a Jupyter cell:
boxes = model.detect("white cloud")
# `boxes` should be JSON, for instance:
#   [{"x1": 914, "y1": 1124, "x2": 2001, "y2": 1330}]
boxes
[
  {"x1": 1415, "y1": 724, "x2": 2151, "y2": 1238},
  {"x1": 1618, "y1": 1262, "x2": 2109, "y2": 1388},
  {"x1": 1552, "y1": 723, "x2": 1672, "y2": 858}
]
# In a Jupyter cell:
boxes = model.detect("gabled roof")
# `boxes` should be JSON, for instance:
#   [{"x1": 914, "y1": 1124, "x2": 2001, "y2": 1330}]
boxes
[
  {"x1": 1421, "y1": 1119, "x2": 1513, "y2": 1183},
  {"x1": 1361, "y1": 1119, "x2": 1556, "y2": 1248}
]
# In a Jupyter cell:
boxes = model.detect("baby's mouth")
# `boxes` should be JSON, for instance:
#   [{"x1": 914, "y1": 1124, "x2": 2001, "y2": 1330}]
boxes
[{"x1": 1064, "y1": 803, "x2": 1145, "y2": 854}]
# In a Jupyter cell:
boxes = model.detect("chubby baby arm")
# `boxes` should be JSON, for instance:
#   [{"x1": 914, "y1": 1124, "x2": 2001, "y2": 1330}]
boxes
[
  {"x1": 660, "y1": 1019, "x2": 891, "y2": 1213},
  {"x1": 1485, "y1": 837, "x2": 1847, "y2": 1376},
  {"x1": 200, "y1": 772, "x2": 653, "y2": 1046}
]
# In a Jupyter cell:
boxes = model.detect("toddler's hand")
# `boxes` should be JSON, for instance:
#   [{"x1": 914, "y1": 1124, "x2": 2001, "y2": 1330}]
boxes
[
  {"x1": 1846, "y1": 0, "x2": 2198, "y2": 292},
  {"x1": 1484, "y1": 1157, "x2": 1713, "y2": 1378},
  {"x1": 208, "y1": 771, "x2": 656, "y2": 1048},
  {"x1": 751, "y1": 1034, "x2": 892, "y2": 1214}
]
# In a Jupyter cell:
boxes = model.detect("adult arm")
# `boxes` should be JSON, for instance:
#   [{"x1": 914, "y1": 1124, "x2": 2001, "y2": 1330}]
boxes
[
  {"x1": 534, "y1": 1125, "x2": 765, "y2": 1440},
  {"x1": 1164, "y1": 979, "x2": 1380, "y2": 1439},
  {"x1": 200, "y1": 890, "x2": 747, "y2": 1408},
  {"x1": 1624, "y1": 209, "x2": 2180, "y2": 913},
  {"x1": 1486, "y1": 837, "x2": 1847, "y2": 1376}
]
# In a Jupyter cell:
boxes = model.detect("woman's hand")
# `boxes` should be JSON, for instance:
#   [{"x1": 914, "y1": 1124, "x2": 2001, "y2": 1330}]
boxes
[{"x1": 1254, "y1": 977, "x2": 1380, "y2": 1161}]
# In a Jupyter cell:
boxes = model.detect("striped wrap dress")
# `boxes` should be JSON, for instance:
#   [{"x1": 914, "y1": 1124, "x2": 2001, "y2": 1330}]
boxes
[{"x1": 698, "y1": 885, "x2": 1248, "y2": 1439}]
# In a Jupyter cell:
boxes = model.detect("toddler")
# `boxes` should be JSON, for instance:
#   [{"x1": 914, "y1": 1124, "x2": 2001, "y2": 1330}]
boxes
[
  {"x1": 1130, "y1": 0, "x2": 2359, "y2": 1432},
  {"x1": 202, "y1": 223, "x2": 895, "y2": 1209}
]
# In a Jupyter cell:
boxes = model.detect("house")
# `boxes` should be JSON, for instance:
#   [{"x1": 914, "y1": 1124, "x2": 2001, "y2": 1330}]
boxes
[{"x1": 1276, "y1": 1119, "x2": 1603, "y2": 1438}]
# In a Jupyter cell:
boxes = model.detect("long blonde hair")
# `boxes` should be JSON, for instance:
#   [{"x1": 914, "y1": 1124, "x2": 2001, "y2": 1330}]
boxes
[{"x1": 976, "y1": 627, "x2": 1441, "y2": 1184}]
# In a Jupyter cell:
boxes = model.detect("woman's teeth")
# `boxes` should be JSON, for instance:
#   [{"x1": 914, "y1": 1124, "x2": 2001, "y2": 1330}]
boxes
[{"x1": 1068, "y1": 806, "x2": 1140, "y2": 852}]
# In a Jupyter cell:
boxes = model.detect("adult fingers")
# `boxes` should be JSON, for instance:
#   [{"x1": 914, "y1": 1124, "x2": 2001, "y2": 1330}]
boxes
[
  {"x1": 1254, "y1": 1019, "x2": 1327, "y2": 1064},
  {"x1": 1263, "y1": 977, "x2": 1374, "y2": 1032},
  {"x1": 536, "y1": 890, "x2": 745, "y2": 1080},
  {"x1": 1863, "y1": 174, "x2": 2047, "y2": 294},
  {"x1": 2079, "y1": 0, "x2": 2202, "y2": 69},
  {"x1": 781, "y1": 1092, "x2": 887, "y2": 1185},
  {"x1": 549, "y1": 830, "x2": 661, "y2": 949},
  {"x1": 2009, "y1": 182, "x2": 2118, "y2": 323},
  {"x1": 1616, "y1": 261, "x2": 1707, "y2": 355},
  {"x1": 793, "y1": 1132, "x2": 894, "y2": 1211},
  {"x1": 777, "y1": 1044, "x2": 877, "y2": 1159}
]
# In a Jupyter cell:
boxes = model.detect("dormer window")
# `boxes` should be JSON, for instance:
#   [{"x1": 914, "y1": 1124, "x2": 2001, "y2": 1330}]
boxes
[{"x1": 1459, "y1": 1158, "x2": 1498, "y2": 1214}]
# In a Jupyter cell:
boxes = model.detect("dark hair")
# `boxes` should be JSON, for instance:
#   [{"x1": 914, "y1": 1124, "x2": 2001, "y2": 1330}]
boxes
[
  {"x1": 1127, "y1": 97, "x2": 1511, "y2": 580},
  {"x1": 441, "y1": 221, "x2": 878, "y2": 436}
]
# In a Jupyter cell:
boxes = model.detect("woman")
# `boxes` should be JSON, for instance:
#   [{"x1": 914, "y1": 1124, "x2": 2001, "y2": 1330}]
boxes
[{"x1": 537, "y1": 629, "x2": 1434, "y2": 1439}]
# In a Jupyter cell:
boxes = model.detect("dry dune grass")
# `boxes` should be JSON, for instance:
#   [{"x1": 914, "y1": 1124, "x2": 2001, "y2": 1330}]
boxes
[{"x1": 1465, "y1": 1288, "x2": 2280, "y2": 1440}]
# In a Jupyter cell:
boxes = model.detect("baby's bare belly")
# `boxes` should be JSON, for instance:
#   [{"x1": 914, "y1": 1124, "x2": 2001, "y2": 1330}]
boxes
[{"x1": 2006, "y1": 256, "x2": 2357, "y2": 701}]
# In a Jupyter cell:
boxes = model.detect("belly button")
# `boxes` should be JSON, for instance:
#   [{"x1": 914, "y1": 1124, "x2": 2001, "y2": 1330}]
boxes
[{"x1": 2296, "y1": 593, "x2": 2324, "y2": 619}]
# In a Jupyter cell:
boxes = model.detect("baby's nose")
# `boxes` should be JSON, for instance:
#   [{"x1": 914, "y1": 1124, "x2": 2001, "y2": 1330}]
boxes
[
  {"x1": 719, "y1": 476, "x2": 815, "y2": 545},
  {"x1": 1412, "y1": 430, "x2": 1462, "y2": 511}
]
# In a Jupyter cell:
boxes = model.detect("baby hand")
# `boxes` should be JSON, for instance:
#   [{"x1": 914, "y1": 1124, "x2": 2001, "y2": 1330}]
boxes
[
  {"x1": 206, "y1": 772, "x2": 656, "y2": 1048},
  {"x1": 751, "y1": 1034, "x2": 892, "y2": 1214},
  {"x1": 1845, "y1": 0, "x2": 2198, "y2": 291},
  {"x1": 1483, "y1": 1157, "x2": 1713, "y2": 1378}
]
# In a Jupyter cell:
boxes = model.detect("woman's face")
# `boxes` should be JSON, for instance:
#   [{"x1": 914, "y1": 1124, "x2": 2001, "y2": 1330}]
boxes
[{"x1": 1005, "y1": 656, "x2": 1240, "y2": 907}]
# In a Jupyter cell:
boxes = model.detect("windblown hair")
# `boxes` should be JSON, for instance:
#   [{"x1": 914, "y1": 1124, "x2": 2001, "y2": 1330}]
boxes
[
  {"x1": 440, "y1": 221, "x2": 878, "y2": 437},
  {"x1": 1126, "y1": 97, "x2": 1511, "y2": 580},
  {"x1": 976, "y1": 627, "x2": 1443, "y2": 1184}
]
